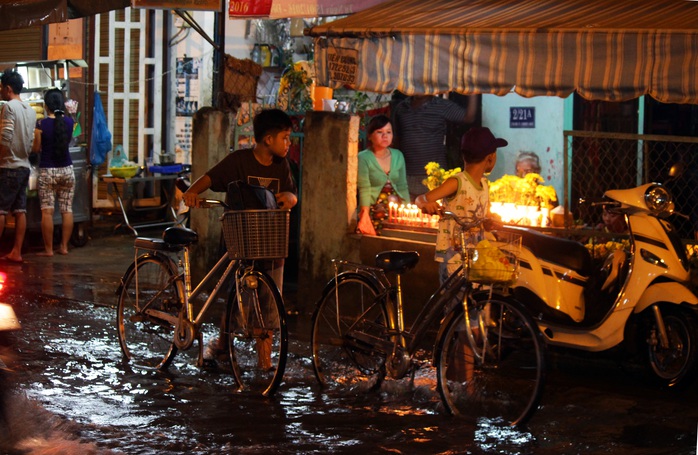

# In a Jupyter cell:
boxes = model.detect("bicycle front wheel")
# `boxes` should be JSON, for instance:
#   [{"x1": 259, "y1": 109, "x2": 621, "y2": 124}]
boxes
[
  {"x1": 311, "y1": 273, "x2": 388, "y2": 390},
  {"x1": 436, "y1": 297, "x2": 546, "y2": 427},
  {"x1": 226, "y1": 269, "x2": 288, "y2": 397},
  {"x1": 117, "y1": 254, "x2": 183, "y2": 369}
]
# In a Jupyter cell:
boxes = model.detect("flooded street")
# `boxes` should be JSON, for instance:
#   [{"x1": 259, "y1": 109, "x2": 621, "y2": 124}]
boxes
[{"x1": 0, "y1": 233, "x2": 697, "y2": 454}]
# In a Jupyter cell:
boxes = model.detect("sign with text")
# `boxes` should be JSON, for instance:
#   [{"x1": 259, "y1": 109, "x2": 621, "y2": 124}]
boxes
[
  {"x1": 327, "y1": 47, "x2": 359, "y2": 86},
  {"x1": 132, "y1": 0, "x2": 222, "y2": 11},
  {"x1": 510, "y1": 107, "x2": 535, "y2": 128},
  {"x1": 229, "y1": 0, "x2": 389, "y2": 18},
  {"x1": 228, "y1": 0, "x2": 272, "y2": 17}
]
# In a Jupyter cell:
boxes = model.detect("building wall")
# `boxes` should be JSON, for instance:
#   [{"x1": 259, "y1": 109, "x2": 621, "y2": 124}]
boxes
[{"x1": 482, "y1": 93, "x2": 567, "y2": 200}]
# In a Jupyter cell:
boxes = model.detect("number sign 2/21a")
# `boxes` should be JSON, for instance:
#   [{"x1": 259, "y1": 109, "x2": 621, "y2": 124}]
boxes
[{"x1": 510, "y1": 107, "x2": 535, "y2": 128}]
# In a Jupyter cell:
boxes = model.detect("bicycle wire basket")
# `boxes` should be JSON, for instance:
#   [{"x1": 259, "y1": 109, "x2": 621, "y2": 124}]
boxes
[
  {"x1": 465, "y1": 231, "x2": 522, "y2": 284},
  {"x1": 221, "y1": 209, "x2": 290, "y2": 259}
]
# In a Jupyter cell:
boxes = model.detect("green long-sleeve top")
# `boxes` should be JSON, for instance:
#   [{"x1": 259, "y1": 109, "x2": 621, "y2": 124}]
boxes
[{"x1": 357, "y1": 147, "x2": 410, "y2": 207}]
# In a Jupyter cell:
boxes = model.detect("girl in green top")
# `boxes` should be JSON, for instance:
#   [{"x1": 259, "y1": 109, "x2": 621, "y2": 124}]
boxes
[{"x1": 356, "y1": 115, "x2": 409, "y2": 235}]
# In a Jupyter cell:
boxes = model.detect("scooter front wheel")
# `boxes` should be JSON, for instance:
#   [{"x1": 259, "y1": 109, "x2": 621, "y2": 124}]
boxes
[{"x1": 644, "y1": 305, "x2": 698, "y2": 388}]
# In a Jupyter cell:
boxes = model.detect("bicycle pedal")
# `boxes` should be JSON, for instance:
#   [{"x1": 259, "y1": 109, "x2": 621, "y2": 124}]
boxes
[{"x1": 199, "y1": 358, "x2": 219, "y2": 370}]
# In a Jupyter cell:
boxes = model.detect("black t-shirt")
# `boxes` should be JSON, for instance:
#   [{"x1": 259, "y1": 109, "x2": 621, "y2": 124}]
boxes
[{"x1": 206, "y1": 148, "x2": 297, "y2": 196}]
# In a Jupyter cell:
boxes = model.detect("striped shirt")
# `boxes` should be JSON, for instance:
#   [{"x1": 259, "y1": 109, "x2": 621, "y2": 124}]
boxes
[{"x1": 393, "y1": 97, "x2": 469, "y2": 176}]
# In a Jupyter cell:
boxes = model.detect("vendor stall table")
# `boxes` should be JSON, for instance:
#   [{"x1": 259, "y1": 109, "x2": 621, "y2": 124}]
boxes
[{"x1": 102, "y1": 174, "x2": 179, "y2": 236}]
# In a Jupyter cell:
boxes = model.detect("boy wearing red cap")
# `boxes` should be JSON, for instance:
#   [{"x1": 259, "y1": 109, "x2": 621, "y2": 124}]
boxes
[{"x1": 415, "y1": 126, "x2": 508, "y2": 281}]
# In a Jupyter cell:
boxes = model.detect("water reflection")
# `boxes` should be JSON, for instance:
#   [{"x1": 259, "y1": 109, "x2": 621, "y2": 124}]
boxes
[{"x1": 2, "y1": 291, "x2": 698, "y2": 454}]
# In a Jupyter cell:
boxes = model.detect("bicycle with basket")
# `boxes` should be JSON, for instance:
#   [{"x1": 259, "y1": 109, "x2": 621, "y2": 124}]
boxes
[
  {"x1": 310, "y1": 213, "x2": 546, "y2": 426},
  {"x1": 115, "y1": 191, "x2": 290, "y2": 397}
]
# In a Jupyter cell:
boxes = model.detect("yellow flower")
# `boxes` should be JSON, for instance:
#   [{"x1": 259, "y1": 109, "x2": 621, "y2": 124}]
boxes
[
  {"x1": 489, "y1": 173, "x2": 557, "y2": 208},
  {"x1": 584, "y1": 239, "x2": 630, "y2": 260},
  {"x1": 423, "y1": 162, "x2": 462, "y2": 190}
]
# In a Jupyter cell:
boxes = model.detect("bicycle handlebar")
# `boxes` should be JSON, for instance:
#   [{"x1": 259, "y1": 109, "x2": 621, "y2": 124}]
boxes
[
  {"x1": 198, "y1": 199, "x2": 230, "y2": 210},
  {"x1": 442, "y1": 211, "x2": 487, "y2": 230}
]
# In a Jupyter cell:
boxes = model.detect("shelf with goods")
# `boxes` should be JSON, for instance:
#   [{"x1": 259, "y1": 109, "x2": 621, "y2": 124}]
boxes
[
  {"x1": 6, "y1": 59, "x2": 87, "y2": 130},
  {"x1": 27, "y1": 96, "x2": 45, "y2": 120},
  {"x1": 11, "y1": 59, "x2": 87, "y2": 95}
]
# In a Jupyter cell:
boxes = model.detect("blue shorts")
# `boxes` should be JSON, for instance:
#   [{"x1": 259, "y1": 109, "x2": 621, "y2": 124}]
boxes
[{"x1": 0, "y1": 167, "x2": 30, "y2": 215}]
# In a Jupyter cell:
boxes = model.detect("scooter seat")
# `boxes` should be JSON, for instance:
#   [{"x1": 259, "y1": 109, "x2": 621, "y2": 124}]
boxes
[
  {"x1": 501, "y1": 226, "x2": 593, "y2": 276},
  {"x1": 375, "y1": 250, "x2": 420, "y2": 275}
]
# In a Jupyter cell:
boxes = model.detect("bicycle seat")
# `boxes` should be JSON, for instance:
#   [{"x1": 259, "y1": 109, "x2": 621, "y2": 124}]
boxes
[
  {"x1": 163, "y1": 226, "x2": 199, "y2": 247},
  {"x1": 375, "y1": 250, "x2": 420, "y2": 274}
]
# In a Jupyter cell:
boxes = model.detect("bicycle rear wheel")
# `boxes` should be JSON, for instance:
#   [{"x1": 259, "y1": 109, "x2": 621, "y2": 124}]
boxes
[
  {"x1": 117, "y1": 254, "x2": 183, "y2": 369},
  {"x1": 225, "y1": 269, "x2": 288, "y2": 396},
  {"x1": 311, "y1": 273, "x2": 389, "y2": 390},
  {"x1": 436, "y1": 296, "x2": 546, "y2": 427}
]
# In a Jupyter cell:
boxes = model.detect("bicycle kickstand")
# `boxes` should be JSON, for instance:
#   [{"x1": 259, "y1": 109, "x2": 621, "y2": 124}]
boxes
[{"x1": 195, "y1": 333, "x2": 205, "y2": 368}]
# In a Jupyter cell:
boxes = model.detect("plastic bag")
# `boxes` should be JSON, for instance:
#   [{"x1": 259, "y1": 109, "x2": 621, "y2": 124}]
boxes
[
  {"x1": 28, "y1": 166, "x2": 38, "y2": 191},
  {"x1": 469, "y1": 239, "x2": 515, "y2": 283},
  {"x1": 90, "y1": 92, "x2": 112, "y2": 166}
]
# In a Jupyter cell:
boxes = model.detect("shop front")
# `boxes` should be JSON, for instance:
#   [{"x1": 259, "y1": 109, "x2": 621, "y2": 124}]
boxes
[{"x1": 0, "y1": 59, "x2": 91, "y2": 246}]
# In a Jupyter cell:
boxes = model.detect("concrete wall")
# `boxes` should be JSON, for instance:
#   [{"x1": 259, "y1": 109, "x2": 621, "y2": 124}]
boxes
[
  {"x1": 189, "y1": 107, "x2": 234, "y2": 282},
  {"x1": 298, "y1": 111, "x2": 362, "y2": 308}
]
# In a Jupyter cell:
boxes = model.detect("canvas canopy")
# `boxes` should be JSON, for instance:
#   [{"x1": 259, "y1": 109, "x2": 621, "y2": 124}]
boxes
[
  {"x1": 0, "y1": 0, "x2": 131, "y2": 31},
  {"x1": 308, "y1": 0, "x2": 698, "y2": 103}
]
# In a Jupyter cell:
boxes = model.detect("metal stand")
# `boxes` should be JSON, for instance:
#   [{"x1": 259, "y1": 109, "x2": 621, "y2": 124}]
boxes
[{"x1": 103, "y1": 174, "x2": 179, "y2": 236}]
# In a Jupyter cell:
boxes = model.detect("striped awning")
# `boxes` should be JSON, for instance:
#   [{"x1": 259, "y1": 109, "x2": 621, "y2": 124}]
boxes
[
  {"x1": 308, "y1": 0, "x2": 698, "y2": 103},
  {"x1": 0, "y1": 0, "x2": 130, "y2": 32}
]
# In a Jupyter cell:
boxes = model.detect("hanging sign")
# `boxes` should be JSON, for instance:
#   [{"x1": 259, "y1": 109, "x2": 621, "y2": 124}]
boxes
[
  {"x1": 228, "y1": 0, "x2": 272, "y2": 17},
  {"x1": 132, "y1": 0, "x2": 222, "y2": 11},
  {"x1": 229, "y1": 0, "x2": 389, "y2": 18},
  {"x1": 510, "y1": 107, "x2": 535, "y2": 128},
  {"x1": 327, "y1": 47, "x2": 359, "y2": 86}
]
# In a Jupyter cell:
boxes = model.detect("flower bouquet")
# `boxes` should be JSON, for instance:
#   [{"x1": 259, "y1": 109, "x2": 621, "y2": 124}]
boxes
[
  {"x1": 489, "y1": 173, "x2": 557, "y2": 209},
  {"x1": 423, "y1": 162, "x2": 462, "y2": 191}
]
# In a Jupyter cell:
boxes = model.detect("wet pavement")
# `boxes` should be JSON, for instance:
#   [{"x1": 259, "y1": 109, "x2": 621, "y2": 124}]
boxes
[{"x1": 0, "y1": 221, "x2": 698, "y2": 454}]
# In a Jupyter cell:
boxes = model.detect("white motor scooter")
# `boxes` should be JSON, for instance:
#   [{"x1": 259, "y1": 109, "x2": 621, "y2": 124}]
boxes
[{"x1": 499, "y1": 183, "x2": 698, "y2": 387}]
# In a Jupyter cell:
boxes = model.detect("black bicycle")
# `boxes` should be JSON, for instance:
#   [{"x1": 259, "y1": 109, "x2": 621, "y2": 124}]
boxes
[{"x1": 310, "y1": 214, "x2": 546, "y2": 426}]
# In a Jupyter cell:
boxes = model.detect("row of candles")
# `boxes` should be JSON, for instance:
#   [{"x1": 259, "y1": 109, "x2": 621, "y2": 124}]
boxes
[
  {"x1": 490, "y1": 202, "x2": 550, "y2": 227},
  {"x1": 388, "y1": 202, "x2": 441, "y2": 228},
  {"x1": 387, "y1": 201, "x2": 551, "y2": 229}
]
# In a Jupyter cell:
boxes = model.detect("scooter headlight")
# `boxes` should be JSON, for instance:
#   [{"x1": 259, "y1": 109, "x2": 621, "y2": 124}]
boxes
[{"x1": 644, "y1": 184, "x2": 674, "y2": 215}]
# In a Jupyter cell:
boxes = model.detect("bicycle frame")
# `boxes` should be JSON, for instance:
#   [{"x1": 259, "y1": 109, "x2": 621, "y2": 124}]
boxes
[
  {"x1": 397, "y1": 265, "x2": 469, "y2": 357},
  {"x1": 332, "y1": 259, "x2": 470, "y2": 376},
  {"x1": 133, "y1": 246, "x2": 239, "y2": 337}
]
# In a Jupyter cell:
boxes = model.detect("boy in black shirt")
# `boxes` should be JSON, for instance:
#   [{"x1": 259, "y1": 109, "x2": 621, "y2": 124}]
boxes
[
  {"x1": 183, "y1": 108, "x2": 297, "y2": 367},
  {"x1": 183, "y1": 108, "x2": 297, "y2": 210}
]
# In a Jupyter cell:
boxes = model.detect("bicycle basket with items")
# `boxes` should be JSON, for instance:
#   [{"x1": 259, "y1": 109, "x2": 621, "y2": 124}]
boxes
[
  {"x1": 222, "y1": 180, "x2": 289, "y2": 260},
  {"x1": 221, "y1": 210, "x2": 289, "y2": 260},
  {"x1": 466, "y1": 231, "x2": 521, "y2": 284}
]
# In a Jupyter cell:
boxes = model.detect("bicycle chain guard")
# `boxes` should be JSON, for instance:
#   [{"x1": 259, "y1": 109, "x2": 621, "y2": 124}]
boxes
[
  {"x1": 174, "y1": 318, "x2": 196, "y2": 350},
  {"x1": 386, "y1": 348, "x2": 411, "y2": 379}
]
